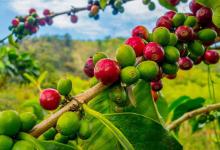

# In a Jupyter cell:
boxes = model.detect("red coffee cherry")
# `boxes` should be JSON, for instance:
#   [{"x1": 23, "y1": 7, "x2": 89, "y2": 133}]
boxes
[
  {"x1": 204, "y1": 50, "x2": 219, "y2": 64},
  {"x1": 83, "y1": 57, "x2": 95, "y2": 77},
  {"x1": 175, "y1": 26, "x2": 193, "y2": 42},
  {"x1": 125, "y1": 37, "x2": 145, "y2": 57},
  {"x1": 151, "y1": 80, "x2": 163, "y2": 91},
  {"x1": 132, "y1": 25, "x2": 149, "y2": 40},
  {"x1": 143, "y1": 42, "x2": 165, "y2": 62},
  {"x1": 178, "y1": 57, "x2": 193, "y2": 70}
]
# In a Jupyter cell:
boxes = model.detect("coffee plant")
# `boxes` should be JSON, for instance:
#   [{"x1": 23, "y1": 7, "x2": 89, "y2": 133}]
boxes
[{"x1": 0, "y1": 0, "x2": 220, "y2": 149}]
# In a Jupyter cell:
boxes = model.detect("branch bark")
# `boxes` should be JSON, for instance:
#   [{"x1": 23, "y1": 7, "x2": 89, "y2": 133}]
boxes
[
  {"x1": 166, "y1": 103, "x2": 220, "y2": 131},
  {"x1": 30, "y1": 82, "x2": 108, "y2": 137}
]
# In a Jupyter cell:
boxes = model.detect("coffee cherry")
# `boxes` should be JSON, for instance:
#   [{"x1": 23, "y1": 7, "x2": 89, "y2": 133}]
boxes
[
  {"x1": 0, "y1": 135, "x2": 13, "y2": 150},
  {"x1": 151, "y1": 80, "x2": 163, "y2": 91},
  {"x1": 109, "y1": 85, "x2": 128, "y2": 106},
  {"x1": 54, "y1": 133, "x2": 69, "y2": 144},
  {"x1": 164, "y1": 11, "x2": 176, "y2": 20},
  {"x1": 167, "y1": 0, "x2": 180, "y2": 6},
  {"x1": 120, "y1": 66, "x2": 140, "y2": 85},
  {"x1": 143, "y1": 42, "x2": 165, "y2": 62},
  {"x1": 90, "y1": 5, "x2": 99, "y2": 16},
  {"x1": 125, "y1": 37, "x2": 145, "y2": 57},
  {"x1": 27, "y1": 16, "x2": 35, "y2": 25},
  {"x1": 132, "y1": 25, "x2": 149, "y2": 40},
  {"x1": 156, "y1": 16, "x2": 173, "y2": 30},
  {"x1": 93, "y1": 52, "x2": 107, "y2": 64},
  {"x1": 190, "y1": 55, "x2": 203, "y2": 65},
  {"x1": 46, "y1": 17, "x2": 53, "y2": 25},
  {"x1": 166, "y1": 74, "x2": 177, "y2": 79},
  {"x1": 178, "y1": 57, "x2": 193, "y2": 70},
  {"x1": 20, "y1": 112, "x2": 37, "y2": 132},
  {"x1": 168, "y1": 33, "x2": 178, "y2": 46},
  {"x1": 164, "y1": 46, "x2": 180, "y2": 63},
  {"x1": 57, "y1": 78, "x2": 72, "y2": 96},
  {"x1": 114, "y1": 0, "x2": 123, "y2": 8},
  {"x1": 39, "y1": 88, "x2": 61, "y2": 110},
  {"x1": 41, "y1": 127, "x2": 57, "y2": 140},
  {"x1": 162, "y1": 62, "x2": 179, "y2": 75},
  {"x1": 142, "y1": 0, "x2": 150, "y2": 5},
  {"x1": 152, "y1": 67, "x2": 163, "y2": 81},
  {"x1": 208, "y1": 114, "x2": 215, "y2": 121},
  {"x1": 79, "y1": 120, "x2": 92, "y2": 140},
  {"x1": 184, "y1": 16, "x2": 197, "y2": 27},
  {"x1": 172, "y1": 13, "x2": 186, "y2": 27},
  {"x1": 137, "y1": 61, "x2": 159, "y2": 81},
  {"x1": 29, "y1": 8, "x2": 36, "y2": 15},
  {"x1": 116, "y1": 44, "x2": 136, "y2": 67},
  {"x1": 12, "y1": 18, "x2": 20, "y2": 27},
  {"x1": 12, "y1": 140, "x2": 35, "y2": 150},
  {"x1": 197, "y1": 29, "x2": 217, "y2": 42},
  {"x1": 0, "y1": 110, "x2": 21, "y2": 136},
  {"x1": 94, "y1": 58, "x2": 120, "y2": 85},
  {"x1": 148, "y1": 2, "x2": 156, "y2": 11},
  {"x1": 204, "y1": 50, "x2": 219, "y2": 64},
  {"x1": 57, "y1": 112, "x2": 80, "y2": 136},
  {"x1": 43, "y1": 9, "x2": 51, "y2": 16},
  {"x1": 196, "y1": 7, "x2": 212, "y2": 25},
  {"x1": 151, "y1": 90, "x2": 159, "y2": 102},
  {"x1": 198, "y1": 114, "x2": 207, "y2": 124},
  {"x1": 175, "y1": 26, "x2": 193, "y2": 42},
  {"x1": 38, "y1": 19, "x2": 46, "y2": 26},
  {"x1": 70, "y1": 15, "x2": 78, "y2": 23},
  {"x1": 84, "y1": 57, "x2": 95, "y2": 77},
  {"x1": 188, "y1": 40, "x2": 205, "y2": 56},
  {"x1": 153, "y1": 27, "x2": 170, "y2": 46},
  {"x1": 189, "y1": 0, "x2": 202, "y2": 14}
]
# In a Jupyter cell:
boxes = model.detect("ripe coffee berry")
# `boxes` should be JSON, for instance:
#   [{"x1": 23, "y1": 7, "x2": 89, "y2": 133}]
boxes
[
  {"x1": 196, "y1": 7, "x2": 212, "y2": 25},
  {"x1": 43, "y1": 9, "x2": 51, "y2": 16},
  {"x1": 29, "y1": 8, "x2": 36, "y2": 15},
  {"x1": 11, "y1": 18, "x2": 20, "y2": 27},
  {"x1": 84, "y1": 57, "x2": 95, "y2": 77},
  {"x1": 94, "y1": 58, "x2": 120, "y2": 85},
  {"x1": 156, "y1": 16, "x2": 173, "y2": 30},
  {"x1": 164, "y1": 11, "x2": 176, "y2": 20},
  {"x1": 132, "y1": 25, "x2": 149, "y2": 40},
  {"x1": 125, "y1": 37, "x2": 145, "y2": 57},
  {"x1": 178, "y1": 57, "x2": 193, "y2": 70},
  {"x1": 70, "y1": 15, "x2": 78, "y2": 23},
  {"x1": 175, "y1": 26, "x2": 193, "y2": 42},
  {"x1": 189, "y1": 0, "x2": 202, "y2": 14},
  {"x1": 143, "y1": 42, "x2": 164, "y2": 62},
  {"x1": 151, "y1": 80, "x2": 163, "y2": 91},
  {"x1": 204, "y1": 50, "x2": 219, "y2": 64},
  {"x1": 40, "y1": 88, "x2": 61, "y2": 110}
]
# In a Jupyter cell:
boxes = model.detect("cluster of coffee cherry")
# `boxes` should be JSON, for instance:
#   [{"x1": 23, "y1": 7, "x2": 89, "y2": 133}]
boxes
[
  {"x1": 38, "y1": 111, "x2": 92, "y2": 145},
  {"x1": 83, "y1": 0, "x2": 219, "y2": 103},
  {"x1": 0, "y1": 110, "x2": 38, "y2": 149}
]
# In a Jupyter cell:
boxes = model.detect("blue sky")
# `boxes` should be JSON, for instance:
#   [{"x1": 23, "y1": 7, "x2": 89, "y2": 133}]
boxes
[{"x1": 0, "y1": 0, "x2": 190, "y2": 40}]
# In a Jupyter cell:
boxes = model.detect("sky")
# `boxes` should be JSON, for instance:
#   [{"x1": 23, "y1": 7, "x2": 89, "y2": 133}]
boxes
[{"x1": 0, "y1": 0, "x2": 190, "y2": 40}]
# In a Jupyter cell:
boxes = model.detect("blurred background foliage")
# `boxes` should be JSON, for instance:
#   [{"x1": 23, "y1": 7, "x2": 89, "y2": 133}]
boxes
[{"x1": 0, "y1": 34, "x2": 219, "y2": 149}]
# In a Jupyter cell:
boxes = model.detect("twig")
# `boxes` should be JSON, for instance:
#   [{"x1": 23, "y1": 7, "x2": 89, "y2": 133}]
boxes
[{"x1": 166, "y1": 103, "x2": 220, "y2": 131}]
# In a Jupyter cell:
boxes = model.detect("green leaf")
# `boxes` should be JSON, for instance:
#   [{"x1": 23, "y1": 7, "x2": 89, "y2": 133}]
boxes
[
  {"x1": 168, "y1": 96, "x2": 190, "y2": 113},
  {"x1": 100, "y1": 0, "x2": 107, "y2": 10},
  {"x1": 132, "y1": 79, "x2": 160, "y2": 122},
  {"x1": 23, "y1": 73, "x2": 37, "y2": 84},
  {"x1": 38, "y1": 71, "x2": 48, "y2": 84},
  {"x1": 8, "y1": 34, "x2": 19, "y2": 49},
  {"x1": 158, "y1": 0, "x2": 177, "y2": 11},
  {"x1": 172, "y1": 97, "x2": 205, "y2": 121},
  {"x1": 18, "y1": 132, "x2": 75, "y2": 150},
  {"x1": 157, "y1": 94, "x2": 169, "y2": 120},
  {"x1": 83, "y1": 104, "x2": 135, "y2": 150}
]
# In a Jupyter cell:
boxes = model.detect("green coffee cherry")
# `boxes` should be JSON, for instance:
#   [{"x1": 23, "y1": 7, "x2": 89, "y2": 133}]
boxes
[
  {"x1": 188, "y1": 40, "x2": 205, "y2": 56},
  {"x1": 54, "y1": 133, "x2": 69, "y2": 144},
  {"x1": 41, "y1": 127, "x2": 57, "y2": 140},
  {"x1": 142, "y1": 0, "x2": 150, "y2": 5},
  {"x1": 12, "y1": 140, "x2": 35, "y2": 150},
  {"x1": 153, "y1": 27, "x2": 170, "y2": 46},
  {"x1": 137, "y1": 61, "x2": 159, "y2": 81},
  {"x1": 164, "y1": 46, "x2": 180, "y2": 63},
  {"x1": 198, "y1": 114, "x2": 207, "y2": 124},
  {"x1": 0, "y1": 110, "x2": 21, "y2": 136},
  {"x1": 120, "y1": 66, "x2": 140, "y2": 85},
  {"x1": 172, "y1": 13, "x2": 186, "y2": 27},
  {"x1": 20, "y1": 112, "x2": 37, "y2": 132},
  {"x1": 56, "y1": 112, "x2": 80, "y2": 136},
  {"x1": 116, "y1": 44, "x2": 136, "y2": 68},
  {"x1": 148, "y1": 2, "x2": 155, "y2": 11},
  {"x1": 208, "y1": 114, "x2": 215, "y2": 122},
  {"x1": 197, "y1": 29, "x2": 217, "y2": 42},
  {"x1": 168, "y1": 33, "x2": 178, "y2": 46},
  {"x1": 57, "y1": 78, "x2": 72, "y2": 96},
  {"x1": 109, "y1": 85, "x2": 128, "y2": 107},
  {"x1": 0, "y1": 135, "x2": 13, "y2": 150},
  {"x1": 162, "y1": 62, "x2": 179, "y2": 75},
  {"x1": 93, "y1": 52, "x2": 107, "y2": 64},
  {"x1": 79, "y1": 120, "x2": 92, "y2": 140},
  {"x1": 184, "y1": 16, "x2": 197, "y2": 27}
]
